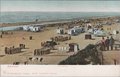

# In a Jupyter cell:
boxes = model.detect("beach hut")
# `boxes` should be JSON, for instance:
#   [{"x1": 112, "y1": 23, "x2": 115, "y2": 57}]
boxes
[
  {"x1": 88, "y1": 29, "x2": 94, "y2": 34},
  {"x1": 85, "y1": 34, "x2": 92, "y2": 39},
  {"x1": 69, "y1": 43, "x2": 80, "y2": 52},
  {"x1": 94, "y1": 30, "x2": 106, "y2": 37},
  {"x1": 56, "y1": 28, "x2": 64, "y2": 34},
  {"x1": 28, "y1": 26, "x2": 41, "y2": 32},
  {"x1": 68, "y1": 28, "x2": 75, "y2": 35},
  {"x1": 113, "y1": 30, "x2": 119, "y2": 35},
  {"x1": 32, "y1": 26, "x2": 40, "y2": 32},
  {"x1": 23, "y1": 26, "x2": 30, "y2": 31},
  {"x1": 86, "y1": 23, "x2": 92, "y2": 30},
  {"x1": 67, "y1": 26, "x2": 83, "y2": 36},
  {"x1": 23, "y1": 24, "x2": 43, "y2": 32},
  {"x1": 87, "y1": 23, "x2": 92, "y2": 26},
  {"x1": 58, "y1": 46, "x2": 69, "y2": 52}
]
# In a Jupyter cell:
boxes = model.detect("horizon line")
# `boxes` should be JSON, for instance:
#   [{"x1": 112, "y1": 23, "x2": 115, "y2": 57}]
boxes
[{"x1": 1, "y1": 11, "x2": 120, "y2": 12}]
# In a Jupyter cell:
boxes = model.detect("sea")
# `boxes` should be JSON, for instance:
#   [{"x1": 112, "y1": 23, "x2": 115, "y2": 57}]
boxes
[{"x1": 0, "y1": 12, "x2": 120, "y2": 23}]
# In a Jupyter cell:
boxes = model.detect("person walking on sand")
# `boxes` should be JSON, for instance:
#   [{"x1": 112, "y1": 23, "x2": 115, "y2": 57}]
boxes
[
  {"x1": 109, "y1": 36, "x2": 115, "y2": 50},
  {"x1": 105, "y1": 37, "x2": 110, "y2": 50}
]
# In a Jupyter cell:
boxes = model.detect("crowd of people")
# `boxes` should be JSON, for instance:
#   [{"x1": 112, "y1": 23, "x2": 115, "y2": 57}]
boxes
[{"x1": 100, "y1": 36, "x2": 115, "y2": 51}]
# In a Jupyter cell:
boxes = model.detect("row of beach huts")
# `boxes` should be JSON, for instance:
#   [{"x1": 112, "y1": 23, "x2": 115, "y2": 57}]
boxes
[{"x1": 0, "y1": 24, "x2": 45, "y2": 32}]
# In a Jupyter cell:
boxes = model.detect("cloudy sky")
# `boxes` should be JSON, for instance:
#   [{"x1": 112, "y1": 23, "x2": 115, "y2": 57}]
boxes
[{"x1": 1, "y1": 0, "x2": 120, "y2": 12}]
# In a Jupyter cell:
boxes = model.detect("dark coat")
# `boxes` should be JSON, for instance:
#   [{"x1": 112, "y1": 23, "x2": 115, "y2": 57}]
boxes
[{"x1": 109, "y1": 38, "x2": 114, "y2": 46}]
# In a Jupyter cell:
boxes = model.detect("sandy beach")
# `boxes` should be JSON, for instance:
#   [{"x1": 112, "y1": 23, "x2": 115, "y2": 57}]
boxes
[{"x1": 0, "y1": 17, "x2": 120, "y2": 65}]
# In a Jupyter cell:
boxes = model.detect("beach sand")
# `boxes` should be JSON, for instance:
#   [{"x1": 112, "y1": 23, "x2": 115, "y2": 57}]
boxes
[{"x1": 0, "y1": 23, "x2": 120, "y2": 65}]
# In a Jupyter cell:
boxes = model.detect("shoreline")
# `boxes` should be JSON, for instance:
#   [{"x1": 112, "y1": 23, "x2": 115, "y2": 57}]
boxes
[{"x1": 0, "y1": 16, "x2": 120, "y2": 27}]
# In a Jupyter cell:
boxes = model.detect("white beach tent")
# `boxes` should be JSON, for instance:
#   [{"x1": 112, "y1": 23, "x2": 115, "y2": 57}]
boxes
[
  {"x1": 29, "y1": 26, "x2": 34, "y2": 31},
  {"x1": 87, "y1": 23, "x2": 92, "y2": 27},
  {"x1": 23, "y1": 25, "x2": 41, "y2": 32},
  {"x1": 88, "y1": 29, "x2": 94, "y2": 34},
  {"x1": 31, "y1": 26, "x2": 40, "y2": 32},
  {"x1": 94, "y1": 30, "x2": 106, "y2": 37},
  {"x1": 68, "y1": 28, "x2": 75, "y2": 35},
  {"x1": 58, "y1": 46, "x2": 69, "y2": 52},
  {"x1": 56, "y1": 28, "x2": 64, "y2": 34},
  {"x1": 67, "y1": 26, "x2": 84, "y2": 35},
  {"x1": 113, "y1": 30, "x2": 119, "y2": 35},
  {"x1": 23, "y1": 25, "x2": 30, "y2": 31}
]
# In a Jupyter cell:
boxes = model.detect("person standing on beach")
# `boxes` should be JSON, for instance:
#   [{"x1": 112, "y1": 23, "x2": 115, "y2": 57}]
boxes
[
  {"x1": 113, "y1": 59, "x2": 117, "y2": 65},
  {"x1": 101, "y1": 37, "x2": 106, "y2": 51},
  {"x1": 109, "y1": 36, "x2": 115, "y2": 50},
  {"x1": 0, "y1": 35, "x2": 2, "y2": 38},
  {"x1": 105, "y1": 37, "x2": 110, "y2": 50},
  {"x1": 40, "y1": 57, "x2": 43, "y2": 62}
]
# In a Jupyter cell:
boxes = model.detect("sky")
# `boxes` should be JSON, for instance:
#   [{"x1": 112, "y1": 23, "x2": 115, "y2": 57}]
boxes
[{"x1": 1, "y1": 0, "x2": 120, "y2": 12}]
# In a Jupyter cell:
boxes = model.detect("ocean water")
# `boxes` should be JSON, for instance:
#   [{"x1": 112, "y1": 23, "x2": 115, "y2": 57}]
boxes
[{"x1": 0, "y1": 12, "x2": 120, "y2": 23}]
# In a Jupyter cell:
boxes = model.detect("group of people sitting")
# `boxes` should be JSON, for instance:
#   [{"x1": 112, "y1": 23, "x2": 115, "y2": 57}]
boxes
[{"x1": 100, "y1": 36, "x2": 115, "y2": 51}]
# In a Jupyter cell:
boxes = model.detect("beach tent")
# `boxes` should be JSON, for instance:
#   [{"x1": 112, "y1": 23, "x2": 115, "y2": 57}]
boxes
[
  {"x1": 56, "y1": 28, "x2": 64, "y2": 34},
  {"x1": 67, "y1": 27, "x2": 84, "y2": 36},
  {"x1": 113, "y1": 30, "x2": 119, "y2": 35},
  {"x1": 23, "y1": 26, "x2": 41, "y2": 32},
  {"x1": 23, "y1": 24, "x2": 45, "y2": 32},
  {"x1": 68, "y1": 28, "x2": 76, "y2": 35},
  {"x1": 29, "y1": 26, "x2": 34, "y2": 31},
  {"x1": 88, "y1": 29, "x2": 94, "y2": 34},
  {"x1": 68, "y1": 28, "x2": 79, "y2": 36},
  {"x1": 85, "y1": 34, "x2": 92, "y2": 39},
  {"x1": 23, "y1": 26, "x2": 30, "y2": 31},
  {"x1": 94, "y1": 30, "x2": 106, "y2": 37},
  {"x1": 58, "y1": 46, "x2": 69, "y2": 52},
  {"x1": 88, "y1": 28, "x2": 100, "y2": 34},
  {"x1": 87, "y1": 23, "x2": 92, "y2": 27},
  {"x1": 86, "y1": 23, "x2": 92, "y2": 30},
  {"x1": 32, "y1": 26, "x2": 40, "y2": 32},
  {"x1": 69, "y1": 43, "x2": 80, "y2": 52}
]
